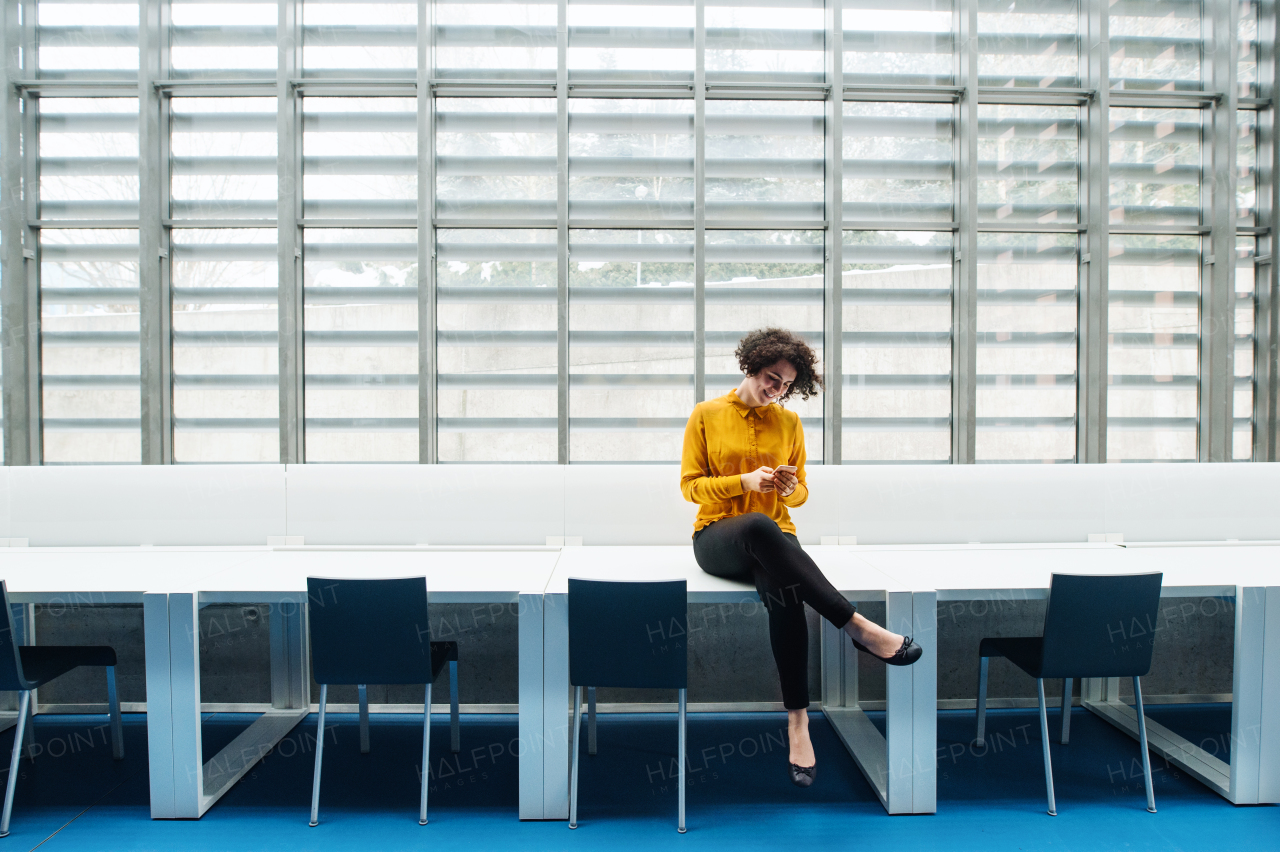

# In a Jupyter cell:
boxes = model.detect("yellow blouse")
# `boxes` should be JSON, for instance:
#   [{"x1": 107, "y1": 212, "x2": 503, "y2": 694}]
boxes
[{"x1": 679, "y1": 390, "x2": 809, "y2": 536}]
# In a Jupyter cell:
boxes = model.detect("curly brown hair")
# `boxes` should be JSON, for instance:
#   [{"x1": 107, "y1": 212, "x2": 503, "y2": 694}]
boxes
[{"x1": 735, "y1": 327, "x2": 824, "y2": 402}]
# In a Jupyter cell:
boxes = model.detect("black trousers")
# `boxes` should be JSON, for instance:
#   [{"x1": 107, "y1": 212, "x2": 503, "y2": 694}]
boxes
[{"x1": 693, "y1": 512, "x2": 857, "y2": 710}]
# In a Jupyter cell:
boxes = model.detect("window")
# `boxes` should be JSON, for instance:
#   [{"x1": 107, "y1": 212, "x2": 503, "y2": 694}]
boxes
[
  {"x1": 304, "y1": 98, "x2": 416, "y2": 221},
  {"x1": 1109, "y1": 0, "x2": 1202, "y2": 92},
  {"x1": 568, "y1": 0, "x2": 694, "y2": 80},
  {"x1": 303, "y1": 0, "x2": 416, "y2": 74},
  {"x1": 976, "y1": 232, "x2": 1078, "y2": 463},
  {"x1": 706, "y1": 100, "x2": 824, "y2": 224},
  {"x1": 437, "y1": 229, "x2": 557, "y2": 461},
  {"x1": 1106, "y1": 234, "x2": 1200, "y2": 462},
  {"x1": 39, "y1": 98, "x2": 139, "y2": 222},
  {"x1": 434, "y1": 0, "x2": 557, "y2": 79},
  {"x1": 38, "y1": 2, "x2": 138, "y2": 75},
  {"x1": 977, "y1": 0, "x2": 1079, "y2": 89},
  {"x1": 569, "y1": 229, "x2": 695, "y2": 462},
  {"x1": 171, "y1": 229, "x2": 279, "y2": 463},
  {"x1": 1109, "y1": 106, "x2": 1201, "y2": 228},
  {"x1": 170, "y1": 1, "x2": 277, "y2": 76},
  {"x1": 437, "y1": 97, "x2": 557, "y2": 222},
  {"x1": 842, "y1": 230, "x2": 951, "y2": 463},
  {"x1": 978, "y1": 103, "x2": 1079, "y2": 226},
  {"x1": 41, "y1": 230, "x2": 141, "y2": 463},
  {"x1": 569, "y1": 99, "x2": 694, "y2": 223},
  {"x1": 707, "y1": 0, "x2": 825, "y2": 84},
  {"x1": 303, "y1": 229, "x2": 418, "y2": 462},
  {"x1": 843, "y1": 101, "x2": 953, "y2": 225},
  {"x1": 843, "y1": 0, "x2": 953, "y2": 87},
  {"x1": 3, "y1": 0, "x2": 1273, "y2": 468},
  {"x1": 171, "y1": 97, "x2": 277, "y2": 221}
]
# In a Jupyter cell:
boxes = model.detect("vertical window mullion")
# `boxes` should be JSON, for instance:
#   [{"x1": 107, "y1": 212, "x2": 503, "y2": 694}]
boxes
[
  {"x1": 556, "y1": 0, "x2": 568, "y2": 464},
  {"x1": 418, "y1": 0, "x2": 435, "y2": 463},
  {"x1": 954, "y1": 0, "x2": 979, "y2": 464},
  {"x1": 695, "y1": 0, "x2": 705, "y2": 406},
  {"x1": 1080, "y1": 0, "x2": 1108, "y2": 463},
  {"x1": 824, "y1": 0, "x2": 842, "y2": 465}
]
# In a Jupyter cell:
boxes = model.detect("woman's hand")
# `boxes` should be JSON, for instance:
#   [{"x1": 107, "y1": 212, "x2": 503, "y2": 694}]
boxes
[
  {"x1": 741, "y1": 466, "x2": 776, "y2": 493},
  {"x1": 773, "y1": 468, "x2": 798, "y2": 497}
]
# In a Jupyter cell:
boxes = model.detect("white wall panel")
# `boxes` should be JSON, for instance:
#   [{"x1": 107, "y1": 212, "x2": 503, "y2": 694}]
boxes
[
  {"x1": 838, "y1": 464, "x2": 1107, "y2": 545},
  {"x1": 9, "y1": 465, "x2": 286, "y2": 546},
  {"x1": 1100, "y1": 462, "x2": 1280, "y2": 542},
  {"x1": 285, "y1": 463, "x2": 564, "y2": 545},
  {"x1": 564, "y1": 464, "x2": 694, "y2": 545}
]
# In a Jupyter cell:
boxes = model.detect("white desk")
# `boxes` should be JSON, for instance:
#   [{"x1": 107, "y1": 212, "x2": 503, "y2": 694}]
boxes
[
  {"x1": 535, "y1": 545, "x2": 920, "y2": 818},
  {"x1": 853, "y1": 542, "x2": 1280, "y2": 806},
  {"x1": 151, "y1": 547, "x2": 563, "y2": 819},
  {"x1": 0, "y1": 547, "x2": 265, "y2": 818}
]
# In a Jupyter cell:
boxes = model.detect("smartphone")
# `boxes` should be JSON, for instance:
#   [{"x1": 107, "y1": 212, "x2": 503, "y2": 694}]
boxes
[{"x1": 773, "y1": 465, "x2": 797, "y2": 475}]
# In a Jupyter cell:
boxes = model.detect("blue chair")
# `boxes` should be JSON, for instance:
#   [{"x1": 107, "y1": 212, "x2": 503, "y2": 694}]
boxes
[
  {"x1": 568, "y1": 578, "x2": 687, "y2": 833},
  {"x1": 305, "y1": 576, "x2": 460, "y2": 827},
  {"x1": 975, "y1": 572, "x2": 1163, "y2": 815},
  {"x1": 0, "y1": 580, "x2": 123, "y2": 837}
]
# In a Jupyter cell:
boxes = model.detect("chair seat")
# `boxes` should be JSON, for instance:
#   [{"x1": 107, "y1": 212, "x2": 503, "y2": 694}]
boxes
[
  {"x1": 978, "y1": 637, "x2": 1046, "y2": 678},
  {"x1": 18, "y1": 645, "x2": 117, "y2": 689},
  {"x1": 430, "y1": 641, "x2": 457, "y2": 677}
]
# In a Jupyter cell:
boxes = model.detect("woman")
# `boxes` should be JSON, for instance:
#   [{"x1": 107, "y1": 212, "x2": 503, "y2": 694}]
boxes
[{"x1": 680, "y1": 327, "x2": 921, "y2": 788}]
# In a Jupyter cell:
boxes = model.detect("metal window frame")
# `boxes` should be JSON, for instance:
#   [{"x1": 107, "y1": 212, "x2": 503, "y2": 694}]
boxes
[
  {"x1": 1259, "y1": 0, "x2": 1279, "y2": 460},
  {"x1": 953, "y1": 0, "x2": 978, "y2": 465},
  {"x1": 139, "y1": 0, "x2": 171, "y2": 464},
  {"x1": 278, "y1": 0, "x2": 303, "y2": 464},
  {"x1": 1200, "y1": 0, "x2": 1241, "y2": 462},
  {"x1": 0, "y1": 0, "x2": 1274, "y2": 468}
]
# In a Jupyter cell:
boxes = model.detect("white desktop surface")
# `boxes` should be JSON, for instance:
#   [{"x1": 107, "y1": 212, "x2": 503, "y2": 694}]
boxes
[
  {"x1": 848, "y1": 543, "x2": 1277, "y2": 598},
  {"x1": 546, "y1": 545, "x2": 749, "y2": 599},
  {"x1": 198, "y1": 548, "x2": 565, "y2": 603},
  {"x1": 546, "y1": 544, "x2": 902, "y2": 601},
  {"x1": 0, "y1": 547, "x2": 264, "y2": 601}
]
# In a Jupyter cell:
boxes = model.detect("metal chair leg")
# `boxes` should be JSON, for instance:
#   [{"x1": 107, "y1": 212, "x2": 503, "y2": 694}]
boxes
[
  {"x1": 1061, "y1": 677, "x2": 1072, "y2": 745},
  {"x1": 106, "y1": 666, "x2": 124, "y2": 760},
  {"x1": 309, "y1": 684, "x2": 328, "y2": 826},
  {"x1": 569, "y1": 685, "x2": 582, "y2": 830},
  {"x1": 1037, "y1": 679, "x2": 1057, "y2": 816},
  {"x1": 0, "y1": 691, "x2": 30, "y2": 837},
  {"x1": 677, "y1": 688, "x2": 687, "y2": 834},
  {"x1": 587, "y1": 686, "x2": 597, "y2": 756},
  {"x1": 21, "y1": 695, "x2": 34, "y2": 762},
  {"x1": 1133, "y1": 676, "x2": 1157, "y2": 814},
  {"x1": 449, "y1": 660, "x2": 460, "y2": 754},
  {"x1": 419, "y1": 682, "x2": 432, "y2": 825},
  {"x1": 975, "y1": 656, "x2": 989, "y2": 747},
  {"x1": 358, "y1": 684, "x2": 370, "y2": 754}
]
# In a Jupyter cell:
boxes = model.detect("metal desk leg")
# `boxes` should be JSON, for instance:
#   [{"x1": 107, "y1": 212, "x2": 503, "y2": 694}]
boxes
[
  {"x1": 518, "y1": 591, "x2": 546, "y2": 819},
  {"x1": 541, "y1": 593, "x2": 571, "y2": 820},
  {"x1": 143, "y1": 593, "x2": 176, "y2": 818},
  {"x1": 821, "y1": 590, "x2": 936, "y2": 816},
  {"x1": 1230, "y1": 585, "x2": 1278, "y2": 803},
  {"x1": 158, "y1": 593, "x2": 309, "y2": 819}
]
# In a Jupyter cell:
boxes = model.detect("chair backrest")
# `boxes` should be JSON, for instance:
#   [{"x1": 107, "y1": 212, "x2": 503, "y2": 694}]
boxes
[
  {"x1": 568, "y1": 579, "x2": 687, "y2": 690},
  {"x1": 1039, "y1": 572, "x2": 1164, "y2": 678},
  {"x1": 0, "y1": 582, "x2": 30, "y2": 692},
  {"x1": 307, "y1": 577, "x2": 435, "y2": 686}
]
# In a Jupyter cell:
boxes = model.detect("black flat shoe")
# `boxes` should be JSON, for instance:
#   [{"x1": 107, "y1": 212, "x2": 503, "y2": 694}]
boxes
[
  {"x1": 851, "y1": 634, "x2": 923, "y2": 666},
  {"x1": 789, "y1": 763, "x2": 816, "y2": 787}
]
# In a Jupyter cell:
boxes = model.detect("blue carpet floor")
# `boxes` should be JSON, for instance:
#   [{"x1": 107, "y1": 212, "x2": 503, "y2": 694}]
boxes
[{"x1": 0, "y1": 705, "x2": 1273, "y2": 851}]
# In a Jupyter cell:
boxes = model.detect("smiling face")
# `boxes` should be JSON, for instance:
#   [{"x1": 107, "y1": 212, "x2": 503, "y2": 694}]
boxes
[{"x1": 737, "y1": 358, "x2": 798, "y2": 407}]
